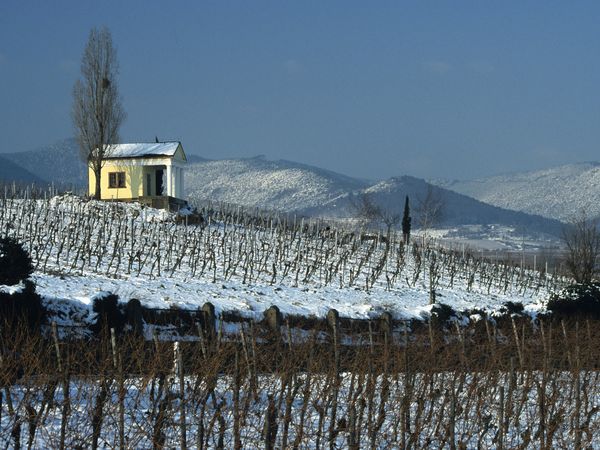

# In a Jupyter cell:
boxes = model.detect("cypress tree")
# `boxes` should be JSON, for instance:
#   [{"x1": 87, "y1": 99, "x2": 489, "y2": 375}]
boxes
[{"x1": 402, "y1": 196, "x2": 411, "y2": 244}]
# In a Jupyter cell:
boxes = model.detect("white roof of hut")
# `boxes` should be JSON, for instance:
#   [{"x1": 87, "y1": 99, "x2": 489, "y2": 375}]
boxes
[{"x1": 105, "y1": 142, "x2": 181, "y2": 159}]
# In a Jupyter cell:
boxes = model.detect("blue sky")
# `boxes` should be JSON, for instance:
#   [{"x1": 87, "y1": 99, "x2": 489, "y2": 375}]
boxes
[{"x1": 1, "y1": 1, "x2": 599, "y2": 180}]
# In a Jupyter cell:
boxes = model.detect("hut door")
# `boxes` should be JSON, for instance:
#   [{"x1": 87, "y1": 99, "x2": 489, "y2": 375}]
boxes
[
  {"x1": 146, "y1": 174, "x2": 152, "y2": 196},
  {"x1": 156, "y1": 169, "x2": 164, "y2": 196}
]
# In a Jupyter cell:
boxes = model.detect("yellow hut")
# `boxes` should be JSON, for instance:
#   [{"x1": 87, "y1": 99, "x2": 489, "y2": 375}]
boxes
[{"x1": 88, "y1": 141, "x2": 187, "y2": 209}]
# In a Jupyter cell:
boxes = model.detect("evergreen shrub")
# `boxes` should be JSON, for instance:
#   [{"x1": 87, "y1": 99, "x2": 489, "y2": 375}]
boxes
[
  {"x1": 547, "y1": 283, "x2": 600, "y2": 318},
  {"x1": 91, "y1": 293, "x2": 126, "y2": 336},
  {"x1": 0, "y1": 237, "x2": 34, "y2": 286}
]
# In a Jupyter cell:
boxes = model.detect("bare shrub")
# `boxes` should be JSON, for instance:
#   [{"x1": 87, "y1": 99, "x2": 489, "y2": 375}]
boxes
[
  {"x1": 562, "y1": 211, "x2": 600, "y2": 283},
  {"x1": 0, "y1": 317, "x2": 598, "y2": 448}
]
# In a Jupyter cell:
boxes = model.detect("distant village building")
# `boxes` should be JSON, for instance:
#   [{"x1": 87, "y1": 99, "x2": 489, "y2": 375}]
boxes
[{"x1": 88, "y1": 141, "x2": 187, "y2": 210}]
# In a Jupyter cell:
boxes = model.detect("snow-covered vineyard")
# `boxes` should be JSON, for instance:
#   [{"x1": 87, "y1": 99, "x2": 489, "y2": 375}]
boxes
[
  {"x1": 0, "y1": 194, "x2": 567, "y2": 328},
  {"x1": 1, "y1": 328, "x2": 599, "y2": 449},
  {"x1": 4, "y1": 373, "x2": 600, "y2": 448},
  {"x1": 1, "y1": 194, "x2": 597, "y2": 449}
]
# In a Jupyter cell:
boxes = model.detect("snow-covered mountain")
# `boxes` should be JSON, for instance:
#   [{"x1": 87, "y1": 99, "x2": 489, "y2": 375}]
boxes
[
  {"x1": 304, "y1": 175, "x2": 563, "y2": 237},
  {"x1": 0, "y1": 155, "x2": 46, "y2": 184},
  {"x1": 2, "y1": 138, "x2": 86, "y2": 188},
  {"x1": 0, "y1": 139, "x2": 568, "y2": 238},
  {"x1": 186, "y1": 155, "x2": 368, "y2": 212},
  {"x1": 436, "y1": 162, "x2": 600, "y2": 223},
  {"x1": 184, "y1": 157, "x2": 561, "y2": 235}
]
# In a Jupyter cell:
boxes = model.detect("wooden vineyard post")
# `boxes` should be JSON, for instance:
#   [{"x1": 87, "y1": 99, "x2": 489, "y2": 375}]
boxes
[
  {"x1": 52, "y1": 321, "x2": 62, "y2": 373},
  {"x1": 111, "y1": 328, "x2": 125, "y2": 450},
  {"x1": 379, "y1": 311, "x2": 392, "y2": 342},
  {"x1": 507, "y1": 357, "x2": 515, "y2": 432},
  {"x1": 428, "y1": 318, "x2": 435, "y2": 358},
  {"x1": 177, "y1": 342, "x2": 187, "y2": 450},
  {"x1": 575, "y1": 364, "x2": 581, "y2": 450},
  {"x1": 195, "y1": 324, "x2": 207, "y2": 449},
  {"x1": 240, "y1": 325, "x2": 257, "y2": 398},
  {"x1": 233, "y1": 350, "x2": 242, "y2": 450},
  {"x1": 402, "y1": 322, "x2": 411, "y2": 449},
  {"x1": 574, "y1": 320, "x2": 581, "y2": 450},
  {"x1": 327, "y1": 309, "x2": 340, "y2": 373},
  {"x1": 498, "y1": 386, "x2": 504, "y2": 450},
  {"x1": 197, "y1": 323, "x2": 208, "y2": 360},
  {"x1": 110, "y1": 328, "x2": 118, "y2": 370},
  {"x1": 52, "y1": 321, "x2": 69, "y2": 450},
  {"x1": 561, "y1": 320, "x2": 572, "y2": 368},
  {"x1": 217, "y1": 316, "x2": 223, "y2": 352},
  {"x1": 511, "y1": 317, "x2": 523, "y2": 368},
  {"x1": 264, "y1": 395, "x2": 277, "y2": 450},
  {"x1": 368, "y1": 320, "x2": 374, "y2": 355},
  {"x1": 327, "y1": 309, "x2": 340, "y2": 450},
  {"x1": 449, "y1": 389, "x2": 456, "y2": 450},
  {"x1": 454, "y1": 321, "x2": 466, "y2": 368}
]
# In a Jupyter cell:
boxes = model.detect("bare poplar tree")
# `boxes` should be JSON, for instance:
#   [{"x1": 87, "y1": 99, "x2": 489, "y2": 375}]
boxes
[
  {"x1": 72, "y1": 26, "x2": 126, "y2": 199},
  {"x1": 351, "y1": 193, "x2": 380, "y2": 230},
  {"x1": 562, "y1": 211, "x2": 600, "y2": 283},
  {"x1": 351, "y1": 192, "x2": 400, "y2": 237},
  {"x1": 416, "y1": 185, "x2": 444, "y2": 236}
]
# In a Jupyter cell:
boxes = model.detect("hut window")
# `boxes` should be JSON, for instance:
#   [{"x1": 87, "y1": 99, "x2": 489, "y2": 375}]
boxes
[{"x1": 108, "y1": 172, "x2": 126, "y2": 188}]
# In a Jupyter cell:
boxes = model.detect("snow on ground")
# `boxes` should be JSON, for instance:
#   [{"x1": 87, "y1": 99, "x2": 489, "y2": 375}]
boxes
[
  {"x1": 32, "y1": 265, "x2": 546, "y2": 326},
  {"x1": 3, "y1": 371, "x2": 598, "y2": 448},
  {"x1": 0, "y1": 281, "x2": 25, "y2": 295},
  {"x1": 424, "y1": 225, "x2": 562, "y2": 253}
]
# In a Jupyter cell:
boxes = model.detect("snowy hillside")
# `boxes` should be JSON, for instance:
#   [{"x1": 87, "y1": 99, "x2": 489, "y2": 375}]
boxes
[
  {"x1": 2, "y1": 138, "x2": 86, "y2": 188},
  {"x1": 185, "y1": 157, "x2": 564, "y2": 245},
  {"x1": 0, "y1": 155, "x2": 46, "y2": 184},
  {"x1": 436, "y1": 162, "x2": 600, "y2": 222},
  {"x1": 186, "y1": 155, "x2": 367, "y2": 212},
  {"x1": 0, "y1": 139, "x2": 574, "y2": 241},
  {"x1": 305, "y1": 175, "x2": 564, "y2": 238}
]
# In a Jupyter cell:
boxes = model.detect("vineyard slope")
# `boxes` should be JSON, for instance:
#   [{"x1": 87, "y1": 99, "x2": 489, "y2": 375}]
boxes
[{"x1": 0, "y1": 195, "x2": 565, "y2": 329}]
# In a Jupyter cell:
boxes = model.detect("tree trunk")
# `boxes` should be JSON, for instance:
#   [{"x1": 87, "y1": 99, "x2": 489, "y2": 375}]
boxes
[{"x1": 94, "y1": 166, "x2": 102, "y2": 200}]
